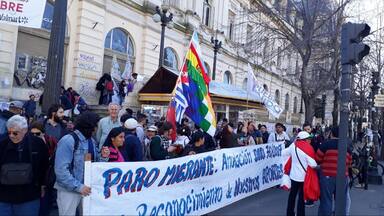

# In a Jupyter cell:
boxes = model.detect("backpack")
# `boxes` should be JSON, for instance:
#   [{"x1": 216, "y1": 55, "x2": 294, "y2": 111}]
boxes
[
  {"x1": 45, "y1": 132, "x2": 80, "y2": 188},
  {"x1": 96, "y1": 80, "x2": 104, "y2": 91},
  {"x1": 105, "y1": 81, "x2": 114, "y2": 92}
]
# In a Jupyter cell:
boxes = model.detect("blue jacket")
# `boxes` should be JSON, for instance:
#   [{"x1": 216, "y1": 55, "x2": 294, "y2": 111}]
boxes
[
  {"x1": 54, "y1": 130, "x2": 107, "y2": 193},
  {"x1": 23, "y1": 100, "x2": 36, "y2": 117},
  {"x1": 60, "y1": 95, "x2": 73, "y2": 110},
  {"x1": 121, "y1": 131, "x2": 143, "y2": 162}
]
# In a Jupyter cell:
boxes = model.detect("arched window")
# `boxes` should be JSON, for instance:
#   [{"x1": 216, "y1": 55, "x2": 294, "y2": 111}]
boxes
[
  {"x1": 275, "y1": 90, "x2": 280, "y2": 105},
  {"x1": 164, "y1": 47, "x2": 178, "y2": 70},
  {"x1": 204, "y1": 62, "x2": 211, "y2": 78},
  {"x1": 242, "y1": 78, "x2": 248, "y2": 90},
  {"x1": 293, "y1": 96, "x2": 298, "y2": 113},
  {"x1": 263, "y1": 84, "x2": 268, "y2": 91},
  {"x1": 224, "y1": 71, "x2": 233, "y2": 85},
  {"x1": 103, "y1": 28, "x2": 135, "y2": 79},
  {"x1": 285, "y1": 93, "x2": 290, "y2": 111},
  {"x1": 104, "y1": 28, "x2": 134, "y2": 56},
  {"x1": 203, "y1": 0, "x2": 211, "y2": 26}
]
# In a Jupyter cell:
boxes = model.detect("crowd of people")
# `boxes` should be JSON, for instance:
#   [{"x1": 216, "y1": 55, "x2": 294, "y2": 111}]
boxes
[
  {"x1": 283, "y1": 124, "x2": 353, "y2": 216},
  {"x1": 0, "y1": 96, "x2": 353, "y2": 216}
]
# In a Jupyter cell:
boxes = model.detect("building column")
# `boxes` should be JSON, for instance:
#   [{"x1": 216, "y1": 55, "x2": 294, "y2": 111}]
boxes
[{"x1": 0, "y1": 25, "x2": 18, "y2": 100}]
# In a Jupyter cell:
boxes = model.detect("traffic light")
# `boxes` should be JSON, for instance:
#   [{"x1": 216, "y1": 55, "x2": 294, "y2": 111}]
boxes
[{"x1": 341, "y1": 22, "x2": 371, "y2": 65}]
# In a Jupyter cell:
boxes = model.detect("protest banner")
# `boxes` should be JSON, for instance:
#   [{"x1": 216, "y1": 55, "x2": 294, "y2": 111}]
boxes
[
  {"x1": 247, "y1": 64, "x2": 283, "y2": 118},
  {"x1": 83, "y1": 143, "x2": 284, "y2": 216},
  {"x1": 0, "y1": 0, "x2": 46, "y2": 28}
]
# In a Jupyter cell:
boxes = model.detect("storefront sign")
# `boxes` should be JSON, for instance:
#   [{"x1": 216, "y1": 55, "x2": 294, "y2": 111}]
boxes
[
  {"x1": 83, "y1": 143, "x2": 284, "y2": 215},
  {"x1": 0, "y1": 0, "x2": 46, "y2": 28}
]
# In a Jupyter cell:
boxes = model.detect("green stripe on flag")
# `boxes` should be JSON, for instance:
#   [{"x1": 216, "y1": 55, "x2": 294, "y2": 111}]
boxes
[
  {"x1": 200, "y1": 119, "x2": 211, "y2": 132},
  {"x1": 198, "y1": 103, "x2": 209, "y2": 117},
  {"x1": 187, "y1": 61, "x2": 207, "y2": 96}
]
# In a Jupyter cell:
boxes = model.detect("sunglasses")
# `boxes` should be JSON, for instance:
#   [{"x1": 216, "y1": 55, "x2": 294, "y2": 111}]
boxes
[
  {"x1": 31, "y1": 132, "x2": 42, "y2": 137},
  {"x1": 8, "y1": 131, "x2": 19, "y2": 136}
]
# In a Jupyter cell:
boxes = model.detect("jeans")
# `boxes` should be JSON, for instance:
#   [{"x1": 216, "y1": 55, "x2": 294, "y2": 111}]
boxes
[
  {"x1": 39, "y1": 188, "x2": 56, "y2": 216},
  {"x1": 57, "y1": 190, "x2": 82, "y2": 216},
  {"x1": 318, "y1": 175, "x2": 348, "y2": 216},
  {"x1": 287, "y1": 180, "x2": 305, "y2": 216},
  {"x1": 0, "y1": 199, "x2": 40, "y2": 216}
]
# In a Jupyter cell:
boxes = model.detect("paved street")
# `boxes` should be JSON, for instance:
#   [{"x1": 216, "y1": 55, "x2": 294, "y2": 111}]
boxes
[{"x1": 210, "y1": 184, "x2": 384, "y2": 216}]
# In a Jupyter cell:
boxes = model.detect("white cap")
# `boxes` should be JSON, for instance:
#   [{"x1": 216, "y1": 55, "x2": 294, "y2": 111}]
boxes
[
  {"x1": 124, "y1": 118, "x2": 138, "y2": 130},
  {"x1": 296, "y1": 131, "x2": 312, "y2": 140},
  {"x1": 147, "y1": 125, "x2": 158, "y2": 132}
]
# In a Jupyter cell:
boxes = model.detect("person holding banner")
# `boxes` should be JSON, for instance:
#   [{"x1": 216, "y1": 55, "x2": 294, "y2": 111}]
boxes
[
  {"x1": 283, "y1": 131, "x2": 317, "y2": 216},
  {"x1": 54, "y1": 112, "x2": 110, "y2": 216},
  {"x1": 268, "y1": 123, "x2": 290, "y2": 146},
  {"x1": 183, "y1": 130, "x2": 207, "y2": 156},
  {"x1": 103, "y1": 127, "x2": 126, "y2": 162},
  {"x1": 150, "y1": 121, "x2": 177, "y2": 160}
]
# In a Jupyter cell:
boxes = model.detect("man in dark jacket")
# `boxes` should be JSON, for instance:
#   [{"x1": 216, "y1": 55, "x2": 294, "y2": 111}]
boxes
[
  {"x1": 43, "y1": 104, "x2": 68, "y2": 141},
  {"x1": 23, "y1": 94, "x2": 36, "y2": 121},
  {"x1": 121, "y1": 118, "x2": 143, "y2": 161},
  {"x1": 0, "y1": 115, "x2": 49, "y2": 215}
]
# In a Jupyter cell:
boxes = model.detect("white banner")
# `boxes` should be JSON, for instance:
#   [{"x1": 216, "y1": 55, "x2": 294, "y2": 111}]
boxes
[
  {"x1": 247, "y1": 64, "x2": 283, "y2": 118},
  {"x1": 0, "y1": 0, "x2": 46, "y2": 28},
  {"x1": 83, "y1": 143, "x2": 284, "y2": 216}
]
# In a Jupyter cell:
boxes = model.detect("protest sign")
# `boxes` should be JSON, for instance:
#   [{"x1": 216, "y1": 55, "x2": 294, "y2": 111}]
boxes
[
  {"x1": 0, "y1": 0, "x2": 46, "y2": 28},
  {"x1": 247, "y1": 64, "x2": 283, "y2": 118},
  {"x1": 83, "y1": 143, "x2": 284, "y2": 216}
]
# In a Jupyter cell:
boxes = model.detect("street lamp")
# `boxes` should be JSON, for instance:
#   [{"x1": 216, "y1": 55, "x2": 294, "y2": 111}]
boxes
[
  {"x1": 153, "y1": 5, "x2": 173, "y2": 68},
  {"x1": 211, "y1": 36, "x2": 222, "y2": 81},
  {"x1": 42, "y1": 0, "x2": 68, "y2": 114}
]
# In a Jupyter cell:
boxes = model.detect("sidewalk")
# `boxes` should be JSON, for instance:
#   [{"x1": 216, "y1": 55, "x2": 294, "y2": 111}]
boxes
[{"x1": 210, "y1": 184, "x2": 384, "y2": 215}]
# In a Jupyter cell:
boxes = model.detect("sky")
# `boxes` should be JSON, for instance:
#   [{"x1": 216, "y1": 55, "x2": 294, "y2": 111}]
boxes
[{"x1": 346, "y1": 0, "x2": 384, "y2": 32}]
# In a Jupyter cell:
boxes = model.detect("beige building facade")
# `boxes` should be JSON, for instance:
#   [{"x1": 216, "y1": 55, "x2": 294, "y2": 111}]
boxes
[{"x1": 0, "y1": 0, "x2": 304, "y2": 127}]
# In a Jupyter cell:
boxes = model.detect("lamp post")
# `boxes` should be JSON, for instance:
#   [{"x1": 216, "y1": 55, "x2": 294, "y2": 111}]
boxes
[
  {"x1": 153, "y1": 5, "x2": 173, "y2": 68},
  {"x1": 211, "y1": 36, "x2": 222, "y2": 80},
  {"x1": 42, "y1": 0, "x2": 68, "y2": 113},
  {"x1": 371, "y1": 71, "x2": 380, "y2": 159}
]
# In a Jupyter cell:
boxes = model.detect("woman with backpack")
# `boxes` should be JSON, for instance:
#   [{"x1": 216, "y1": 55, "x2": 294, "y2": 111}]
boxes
[
  {"x1": 103, "y1": 127, "x2": 126, "y2": 162},
  {"x1": 150, "y1": 121, "x2": 177, "y2": 160}
]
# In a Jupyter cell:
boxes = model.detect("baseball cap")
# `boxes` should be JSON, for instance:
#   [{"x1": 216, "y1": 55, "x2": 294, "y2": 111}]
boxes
[
  {"x1": 147, "y1": 125, "x2": 158, "y2": 132},
  {"x1": 296, "y1": 131, "x2": 313, "y2": 140},
  {"x1": 124, "y1": 118, "x2": 138, "y2": 130}
]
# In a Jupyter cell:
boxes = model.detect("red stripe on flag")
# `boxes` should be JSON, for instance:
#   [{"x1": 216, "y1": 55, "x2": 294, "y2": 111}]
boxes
[
  {"x1": 166, "y1": 102, "x2": 177, "y2": 141},
  {"x1": 190, "y1": 44, "x2": 211, "y2": 85}
]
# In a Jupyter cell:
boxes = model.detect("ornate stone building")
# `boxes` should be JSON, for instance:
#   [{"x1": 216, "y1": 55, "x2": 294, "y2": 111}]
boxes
[{"x1": 0, "y1": 0, "x2": 304, "y2": 129}]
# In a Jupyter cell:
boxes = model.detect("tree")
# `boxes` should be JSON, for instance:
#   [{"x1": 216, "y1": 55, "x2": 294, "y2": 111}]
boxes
[
  {"x1": 241, "y1": 0, "x2": 350, "y2": 122},
  {"x1": 351, "y1": 64, "x2": 372, "y2": 133}
]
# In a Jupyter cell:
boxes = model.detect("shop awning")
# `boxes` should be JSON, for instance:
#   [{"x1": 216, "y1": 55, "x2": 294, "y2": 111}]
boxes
[
  {"x1": 209, "y1": 81, "x2": 262, "y2": 103},
  {"x1": 138, "y1": 67, "x2": 264, "y2": 109}
]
